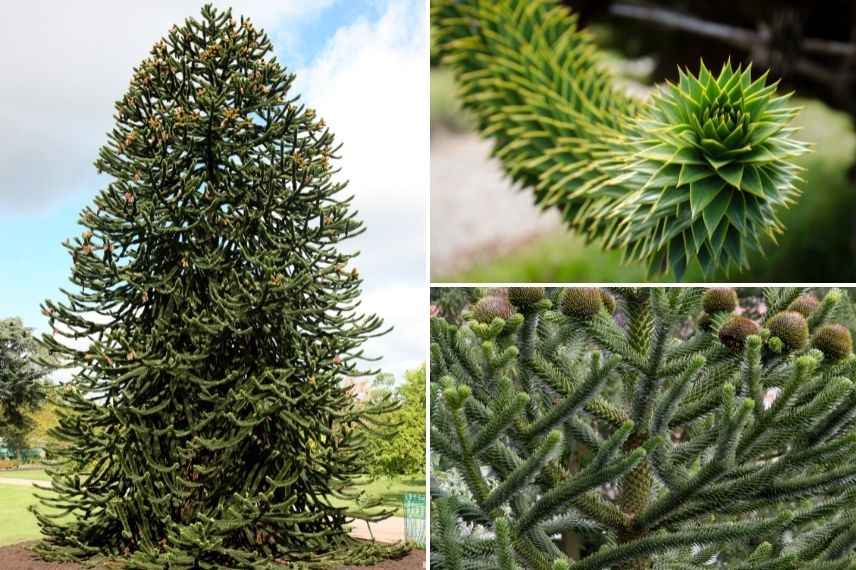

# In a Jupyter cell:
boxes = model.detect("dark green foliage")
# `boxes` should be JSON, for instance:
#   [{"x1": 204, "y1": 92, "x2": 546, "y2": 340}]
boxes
[
  {"x1": 431, "y1": 287, "x2": 481, "y2": 323},
  {"x1": 431, "y1": 286, "x2": 856, "y2": 569},
  {"x1": 599, "y1": 291, "x2": 617, "y2": 316},
  {"x1": 0, "y1": 318, "x2": 51, "y2": 429},
  {"x1": 432, "y1": 0, "x2": 809, "y2": 278},
  {"x1": 32, "y1": 6, "x2": 403, "y2": 568}
]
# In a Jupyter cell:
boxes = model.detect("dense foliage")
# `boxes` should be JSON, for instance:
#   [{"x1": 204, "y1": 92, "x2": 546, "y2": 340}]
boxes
[
  {"x1": 32, "y1": 6, "x2": 403, "y2": 568},
  {"x1": 432, "y1": 0, "x2": 809, "y2": 278},
  {"x1": 431, "y1": 286, "x2": 856, "y2": 569},
  {"x1": 365, "y1": 366, "x2": 427, "y2": 478},
  {"x1": 0, "y1": 317, "x2": 51, "y2": 436}
]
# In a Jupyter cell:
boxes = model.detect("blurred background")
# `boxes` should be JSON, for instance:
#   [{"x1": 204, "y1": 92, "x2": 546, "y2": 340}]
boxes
[{"x1": 431, "y1": 0, "x2": 856, "y2": 282}]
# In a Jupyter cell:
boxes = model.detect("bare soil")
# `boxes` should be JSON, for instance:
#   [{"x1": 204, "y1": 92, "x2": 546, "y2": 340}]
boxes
[
  {"x1": 0, "y1": 542, "x2": 425, "y2": 569},
  {"x1": 339, "y1": 549, "x2": 425, "y2": 569},
  {"x1": 0, "y1": 543, "x2": 84, "y2": 570}
]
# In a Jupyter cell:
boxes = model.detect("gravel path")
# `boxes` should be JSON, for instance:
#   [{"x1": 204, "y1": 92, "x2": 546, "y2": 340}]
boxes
[{"x1": 430, "y1": 132, "x2": 562, "y2": 279}]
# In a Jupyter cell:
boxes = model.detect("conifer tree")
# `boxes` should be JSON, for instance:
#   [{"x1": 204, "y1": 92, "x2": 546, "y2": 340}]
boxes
[
  {"x1": 0, "y1": 317, "x2": 51, "y2": 429},
  {"x1": 431, "y1": 286, "x2": 856, "y2": 569},
  {"x1": 432, "y1": 0, "x2": 810, "y2": 278},
  {"x1": 33, "y1": 6, "x2": 402, "y2": 568}
]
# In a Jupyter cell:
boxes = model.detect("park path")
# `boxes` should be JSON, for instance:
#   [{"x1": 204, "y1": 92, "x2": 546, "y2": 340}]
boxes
[
  {"x1": 430, "y1": 70, "x2": 653, "y2": 279},
  {"x1": 0, "y1": 477, "x2": 408, "y2": 543},
  {"x1": 348, "y1": 517, "x2": 406, "y2": 544},
  {"x1": 0, "y1": 477, "x2": 45, "y2": 487},
  {"x1": 430, "y1": 132, "x2": 562, "y2": 279}
]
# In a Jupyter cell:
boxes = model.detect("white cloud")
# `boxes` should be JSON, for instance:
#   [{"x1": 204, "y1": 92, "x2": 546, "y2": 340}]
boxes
[
  {"x1": 359, "y1": 284, "x2": 428, "y2": 380},
  {"x1": 0, "y1": 0, "x2": 333, "y2": 212},
  {"x1": 1, "y1": 0, "x2": 428, "y2": 379},
  {"x1": 295, "y1": 0, "x2": 428, "y2": 376},
  {"x1": 295, "y1": 0, "x2": 428, "y2": 283}
]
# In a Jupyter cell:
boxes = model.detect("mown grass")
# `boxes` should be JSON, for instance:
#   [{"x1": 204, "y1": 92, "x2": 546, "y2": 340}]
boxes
[
  {"x1": 432, "y1": 64, "x2": 856, "y2": 283},
  {"x1": 0, "y1": 474, "x2": 425, "y2": 546},
  {"x1": 330, "y1": 475, "x2": 426, "y2": 517},
  {"x1": 431, "y1": 67, "x2": 473, "y2": 135},
  {"x1": 0, "y1": 469, "x2": 51, "y2": 481},
  {"x1": 0, "y1": 484, "x2": 55, "y2": 546}
]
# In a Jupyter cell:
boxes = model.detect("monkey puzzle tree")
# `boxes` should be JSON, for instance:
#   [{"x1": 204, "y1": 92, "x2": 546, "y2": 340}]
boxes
[
  {"x1": 33, "y1": 5, "x2": 401, "y2": 568},
  {"x1": 431, "y1": 287, "x2": 856, "y2": 569},
  {"x1": 432, "y1": 0, "x2": 810, "y2": 278}
]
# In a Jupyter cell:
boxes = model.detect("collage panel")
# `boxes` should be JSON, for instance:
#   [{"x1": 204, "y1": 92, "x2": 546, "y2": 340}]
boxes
[
  {"x1": 429, "y1": 0, "x2": 856, "y2": 563},
  {"x1": 2, "y1": 0, "x2": 856, "y2": 568},
  {"x1": 429, "y1": 286, "x2": 856, "y2": 568},
  {"x1": 0, "y1": 2, "x2": 427, "y2": 569}
]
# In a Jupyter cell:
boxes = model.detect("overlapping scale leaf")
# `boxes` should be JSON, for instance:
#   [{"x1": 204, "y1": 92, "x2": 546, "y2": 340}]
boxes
[{"x1": 609, "y1": 61, "x2": 809, "y2": 277}]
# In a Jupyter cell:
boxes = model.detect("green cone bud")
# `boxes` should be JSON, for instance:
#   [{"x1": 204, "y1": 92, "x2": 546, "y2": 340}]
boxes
[
  {"x1": 812, "y1": 324, "x2": 853, "y2": 362},
  {"x1": 702, "y1": 287, "x2": 738, "y2": 314},
  {"x1": 767, "y1": 311, "x2": 808, "y2": 351},
  {"x1": 560, "y1": 288, "x2": 603, "y2": 319},
  {"x1": 471, "y1": 296, "x2": 513, "y2": 324},
  {"x1": 719, "y1": 315, "x2": 761, "y2": 352},
  {"x1": 508, "y1": 287, "x2": 546, "y2": 309},
  {"x1": 787, "y1": 294, "x2": 819, "y2": 318}
]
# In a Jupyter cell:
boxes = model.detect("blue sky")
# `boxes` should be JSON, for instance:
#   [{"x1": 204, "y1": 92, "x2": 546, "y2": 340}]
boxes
[{"x1": 0, "y1": 0, "x2": 427, "y2": 380}]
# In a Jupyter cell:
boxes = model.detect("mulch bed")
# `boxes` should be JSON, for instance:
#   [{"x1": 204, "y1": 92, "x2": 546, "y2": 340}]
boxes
[
  {"x1": 0, "y1": 543, "x2": 79, "y2": 570},
  {"x1": 0, "y1": 542, "x2": 426, "y2": 569},
  {"x1": 337, "y1": 549, "x2": 424, "y2": 569}
]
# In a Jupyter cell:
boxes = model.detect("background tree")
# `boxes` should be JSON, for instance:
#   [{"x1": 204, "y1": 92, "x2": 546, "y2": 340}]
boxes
[
  {"x1": 0, "y1": 318, "x2": 52, "y2": 449},
  {"x1": 0, "y1": 424, "x2": 32, "y2": 461},
  {"x1": 33, "y1": 5, "x2": 402, "y2": 567},
  {"x1": 431, "y1": 288, "x2": 481, "y2": 323},
  {"x1": 26, "y1": 388, "x2": 62, "y2": 452},
  {"x1": 431, "y1": 286, "x2": 856, "y2": 569},
  {"x1": 366, "y1": 365, "x2": 427, "y2": 478}
]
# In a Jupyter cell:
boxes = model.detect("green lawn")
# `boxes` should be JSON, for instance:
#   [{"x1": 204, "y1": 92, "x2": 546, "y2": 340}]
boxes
[
  {"x1": 0, "y1": 474, "x2": 424, "y2": 546},
  {"x1": 0, "y1": 485, "x2": 52, "y2": 546},
  {"x1": 0, "y1": 469, "x2": 51, "y2": 481},
  {"x1": 331, "y1": 475, "x2": 425, "y2": 517},
  {"x1": 431, "y1": 67, "x2": 473, "y2": 135}
]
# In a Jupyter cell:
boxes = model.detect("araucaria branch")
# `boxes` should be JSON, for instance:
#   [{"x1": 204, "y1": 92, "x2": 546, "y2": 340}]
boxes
[
  {"x1": 431, "y1": 287, "x2": 856, "y2": 569},
  {"x1": 432, "y1": 0, "x2": 809, "y2": 277}
]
